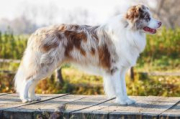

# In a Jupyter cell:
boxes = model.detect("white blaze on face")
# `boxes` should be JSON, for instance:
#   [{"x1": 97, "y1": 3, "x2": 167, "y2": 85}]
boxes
[
  {"x1": 143, "y1": 11, "x2": 162, "y2": 34},
  {"x1": 148, "y1": 17, "x2": 161, "y2": 29}
]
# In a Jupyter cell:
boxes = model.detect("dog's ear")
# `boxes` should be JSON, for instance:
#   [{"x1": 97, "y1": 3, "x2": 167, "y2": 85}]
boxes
[
  {"x1": 125, "y1": 6, "x2": 139, "y2": 21},
  {"x1": 125, "y1": 5, "x2": 144, "y2": 21}
]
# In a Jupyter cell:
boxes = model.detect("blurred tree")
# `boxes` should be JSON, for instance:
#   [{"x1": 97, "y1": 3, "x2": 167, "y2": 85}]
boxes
[
  {"x1": 21, "y1": 2, "x2": 59, "y2": 26},
  {"x1": 61, "y1": 9, "x2": 95, "y2": 25},
  {"x1": 55, "y1": 68, "x2": 64, "y2": 84},
  {"x1": 11, "y1": 16, "x2": 38, "y2": 34},
  {"x1": 0, "y1": 16, "x2": 38, "y2": 34},
  {"x1": 152, "y1": 0, "x2": 180, "y2": 29}
]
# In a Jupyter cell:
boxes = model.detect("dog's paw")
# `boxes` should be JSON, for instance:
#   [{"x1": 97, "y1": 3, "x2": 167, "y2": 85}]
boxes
[
  {"x1": 125, "y1": 97, "x2": 136, "y2": 105},
  {"x1": 21, "y1": 96, "x2": 41, "y2": 103},
  {"x1": 115, "y1": 98, "x2": 126, "y2": 105},
  {"x1": 29, "y1": 95, "x2": 41, "y2": 102},
  {"x1": 21, "y1": 98, "x2": 29, "y2": 103},
  {"x1": 115, "y1": 97, "x2": 136, "y2": 105}
]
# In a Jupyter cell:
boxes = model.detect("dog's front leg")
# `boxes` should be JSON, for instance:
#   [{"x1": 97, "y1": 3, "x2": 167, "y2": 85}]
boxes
[
  {"x1": 103, "y1": 75, "x2": 116, "y2": 99},
  {"x1": 113, "y1": 69, "x2": 136, "y2": 105}
]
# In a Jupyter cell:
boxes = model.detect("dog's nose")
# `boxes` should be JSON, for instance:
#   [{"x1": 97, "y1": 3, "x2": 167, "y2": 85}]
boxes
[{"x1": 158, "y1": 22, "x2": 162, "y2": 27}]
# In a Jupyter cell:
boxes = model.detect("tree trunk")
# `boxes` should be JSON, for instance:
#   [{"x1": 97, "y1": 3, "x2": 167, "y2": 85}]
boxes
[
  {"x1": 130, "y1": 67, "x2": 134, "y2": 81},
  {"x1": 157, "y1": 0, "x2": 165, "y2": 16},
  {"x1": 55, "y1": 68, "x2": 64, "y2": 84}
]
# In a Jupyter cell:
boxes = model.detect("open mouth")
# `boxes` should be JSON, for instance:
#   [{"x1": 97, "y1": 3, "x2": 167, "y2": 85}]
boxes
[{"x1": 143, "y1": 27, "x2": 157, "y2": 34}]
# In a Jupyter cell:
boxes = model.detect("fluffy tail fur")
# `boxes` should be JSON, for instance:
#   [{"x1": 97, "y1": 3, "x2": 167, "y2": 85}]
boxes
[
  {"x1": 14, "y1": 61, "x2": 25, "y2": 93},
  {"x1": 14, "y1": 47, "x2": 36, "y2": 94}
]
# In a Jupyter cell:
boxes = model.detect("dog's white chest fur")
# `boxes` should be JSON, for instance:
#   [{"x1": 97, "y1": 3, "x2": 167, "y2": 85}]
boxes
[{"x1": 106, "y1": 15, "x2": 146, "y2": 67}]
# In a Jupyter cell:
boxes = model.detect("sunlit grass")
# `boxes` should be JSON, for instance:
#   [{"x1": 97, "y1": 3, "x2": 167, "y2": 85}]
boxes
[{"x1": 1, "y1": 66, "x2": 179, "y2": 97}]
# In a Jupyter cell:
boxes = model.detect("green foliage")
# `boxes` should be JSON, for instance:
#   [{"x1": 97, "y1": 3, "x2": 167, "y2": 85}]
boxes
[
  {"x1": 137, "y1": 27, "x2": 180, "y2": 70},
  {"x1": 0, "y1": 31, "x2": 27, "y2": 59},
  {"x1": 127, "y1": 73, "x2": 180, "y2": 97},
  {"x1": 146, "y1": 28, "x2": 180, "y2": 59}
]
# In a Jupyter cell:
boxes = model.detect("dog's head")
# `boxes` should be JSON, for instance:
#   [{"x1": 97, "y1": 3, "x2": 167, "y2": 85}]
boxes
[{"x1": 125, "y1": 4, "x2": 161, "y2": 34}]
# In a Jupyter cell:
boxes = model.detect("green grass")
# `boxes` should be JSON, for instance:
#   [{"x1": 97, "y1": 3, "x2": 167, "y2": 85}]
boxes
[{"x1": 0, "y1": 67, "x2": 180, "y2": 97}]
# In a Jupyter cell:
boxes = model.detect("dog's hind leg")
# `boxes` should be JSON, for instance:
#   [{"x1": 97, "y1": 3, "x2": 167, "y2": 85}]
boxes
[
  {"x1": 19, "y1": 64, "x2": 58, "y2": 103},
  {"x1": 16, "y1": 55, "x2": 60, "y2": 103},
  {"x1": 28, "y1": 80, "x2": 41, "y2": 101},
  {"x1": 18, "y1": 71, "x2": 42, "y2": 103},
  {"x1": 19, "y1": 77, "x2": 36, "y2": 103}
]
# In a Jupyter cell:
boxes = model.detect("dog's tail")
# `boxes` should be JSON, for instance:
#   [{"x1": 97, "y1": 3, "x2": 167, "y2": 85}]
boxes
[
  {"x1": 14, "y1": 59, "x2": 26, "y2": 93},
  {"x1": 14, "y1": 48, "x2": 35, "y2": 93}
]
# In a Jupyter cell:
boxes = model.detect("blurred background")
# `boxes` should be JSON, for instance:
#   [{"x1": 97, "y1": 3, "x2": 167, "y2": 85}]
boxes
[{"x1": 0, "y1": 0, "x2": 179, "y2": 96}]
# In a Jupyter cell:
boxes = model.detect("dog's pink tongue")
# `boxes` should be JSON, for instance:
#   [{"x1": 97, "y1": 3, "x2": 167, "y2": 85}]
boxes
[{"x1": 143, "y1": 27, "x2": 156, "y2": 34}]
